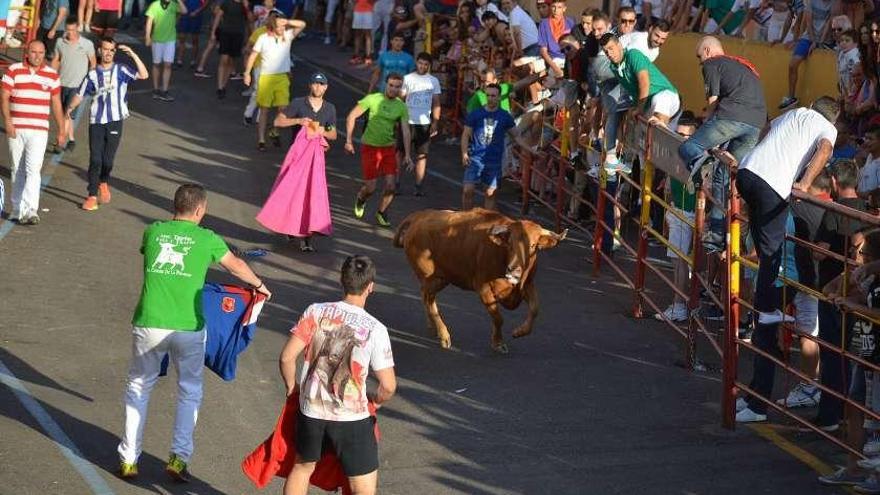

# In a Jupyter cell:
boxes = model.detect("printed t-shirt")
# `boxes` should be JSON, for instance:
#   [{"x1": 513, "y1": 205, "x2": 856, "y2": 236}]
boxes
[
  {"x1": 376, "y1": 50, "x2": 415, "y2": 92},
  {"x1": 253, "y1": 30, "x2": 294, "y2": 75},
  {"x1": 466, "y1": 106, "x2": 515, "y2": 165},
  {"x1": 285, "y1": 97, "x2": 337, "y2": 137},
  {"x1": 54, "y1": 36, "x2": 95, "y2": 88},
  {"x1": 701, "y1": 56, "x2": 766, "y2": 128},
  {"x1": 291, "y1": 301, "x2": 395, "y2": 422},
  {"x1": 466, "y1": 83, "x2": 512, "y2": 113},
  {"x1": 220, "y1": 0, "x2": 248, "y2": 34},
  {"x1": 837, "y1": 46, "x2": 860, "y2": 95},
  {"x1": 132, "y1": 220, "x2": 230, "y2": 331},
  {"x1": 611, "y1": 48, "x2": 677, "y2": 101},
  {"x1": 402, "y1": 72, "x2": 441, "y2": 125},
  {"x1": 358, "y1": 93, "x2": 408, "y2": 147},
  {"x1": 739, "y1": 108, "x2": 837, "y2": 200},
  {"x1": 705, "y1": 0, "x2": 747, "y2": 34},
  {"x1": 146, "y1": 0, "x2": 181, "y2": 43},
  {"x1": 850, "y1": 278, "x2": 880, "y2": 360}
]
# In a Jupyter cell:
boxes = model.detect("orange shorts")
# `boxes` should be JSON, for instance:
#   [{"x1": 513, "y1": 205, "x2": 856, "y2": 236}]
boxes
[{"x1": 360, "y1": 144, "x2": 398, "y2": 180}]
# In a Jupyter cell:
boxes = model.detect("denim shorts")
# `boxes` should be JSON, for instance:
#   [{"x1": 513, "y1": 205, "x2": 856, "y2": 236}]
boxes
[{"x1": 463, "y1": 157, "x2": 502, "y2": 190}]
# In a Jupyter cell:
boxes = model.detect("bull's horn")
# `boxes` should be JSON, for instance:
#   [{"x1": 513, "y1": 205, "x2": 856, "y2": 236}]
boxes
[{"x1": 541, "y1": 228, "x2": 568, "y2": 240}]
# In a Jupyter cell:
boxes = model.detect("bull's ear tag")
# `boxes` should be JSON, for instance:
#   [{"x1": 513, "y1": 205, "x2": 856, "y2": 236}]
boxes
[{"x1": 488, "y1": 224, "x2": 510, "y2": 245}]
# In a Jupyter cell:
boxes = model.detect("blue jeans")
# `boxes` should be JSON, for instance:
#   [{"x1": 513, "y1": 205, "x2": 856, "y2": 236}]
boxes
[
  {"x1": 600, "y1": 81, "x2": 633, "y2": 153},
  {"x1": 678, "y1": 117, "x2": 760, "y2": 233},
  {"x1": 123, "y1": 0, "x2": 146, "y2": 19}
]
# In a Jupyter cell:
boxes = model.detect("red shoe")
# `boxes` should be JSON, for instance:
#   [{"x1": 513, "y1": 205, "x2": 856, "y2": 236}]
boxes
[
  {"x1": 98, "y1": 182, "x2": 111, "y2": 204},
  {"x1": 362, "y1": 57, "x2": 373, "y2": 66},
  {"x1": 81, "y1": 196, "x2": 99, "y2": 211},
  {"x1": 348, "y1": 55, "x2": 363, "y2": 65}
]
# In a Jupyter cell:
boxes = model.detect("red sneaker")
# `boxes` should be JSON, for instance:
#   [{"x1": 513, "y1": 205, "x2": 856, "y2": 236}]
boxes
[
  {"x1": 81, "y1": 196, "x2": 99, "y2": 211},
  {"x1": 348, "y1": 55, "x2": 363, "y2": 65}
]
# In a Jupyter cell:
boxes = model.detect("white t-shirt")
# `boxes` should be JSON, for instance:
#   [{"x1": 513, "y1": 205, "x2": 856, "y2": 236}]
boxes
[
  {"x1": 402, "y1": 72, "x2": 441, "y2": 125},
  {"x1": 619, "y1": 31, "x2": 659, "y2": 62},
  {"x1": 508, "y1": 5, "x2": 539, "y2": 49},
  {"x1": 739, "y1": 108, "x2": 838, "y2": 199},
  {"x1": 837, "y1": 46, "x2": 860, "y2": 96},
  {"x1": 859, "y1": 154, "x2": 880, "y2": 195},
  {"x1": 253, "y1": 30, "x2": 295, "y2": 75},
  {"x1": 292, "y1": 301, "x2": 395, "y2": 422}
]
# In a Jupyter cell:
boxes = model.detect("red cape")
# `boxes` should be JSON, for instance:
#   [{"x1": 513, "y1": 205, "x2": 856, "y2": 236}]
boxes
[{"x1": 241, "y1": 393, "x2": 380, "y2": 493}]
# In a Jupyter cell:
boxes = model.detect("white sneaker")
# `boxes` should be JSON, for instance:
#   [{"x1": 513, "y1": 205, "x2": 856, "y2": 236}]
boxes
[
  {"x1": 323, "y1": 35, "x2": 332, "y2": 45},
  {"x1": 865, "y1": 431, "x2": 880, "y2": 456},
  {"x1": 654, "y1": 304, "x2": 688, "y2": 322},
  {"x1": 4, "y1": 35, "x2": 21, "y2": 48},
  {"x1": 736, "y1": 397, "x2": 749, "y2": 413},
  {"x1": 735, "y1": 407, "x2": 767, "y2": 423},
  {"x1": 776, "y1": 382, "x2": 821, "y2": 408},
  {"x1": 757, "y1": 309, "x2": 796, "y2": 325},
  {"x1": 857, "y1": 456, "x2": 880, "y2": 470}
]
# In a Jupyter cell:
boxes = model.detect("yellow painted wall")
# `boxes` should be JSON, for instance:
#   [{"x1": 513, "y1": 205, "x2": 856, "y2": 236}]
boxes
[{"x1": 654, "y1": 33, "x2": 839, "y2": 119}]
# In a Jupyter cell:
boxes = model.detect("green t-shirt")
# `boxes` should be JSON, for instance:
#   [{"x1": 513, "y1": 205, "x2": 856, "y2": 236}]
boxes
[
  {"x1": 670, "y1": 179, "x2": 696, "y2": 213},
  {"x1": 466, "y1": 82, "x2": 513, "y2": 114},
  {"x1": 706, "y1": 0, "x2": 746, "y2": 35},
  {"x1": 358, "y1": 93, "x2": 409, "y2": 147},
  {"x1": 146, "y1": 0, "x2": 180, "y2": 43},
  {"x1": 132, "y1": 220, "x2": 230, "y2": 331},
  {"x1": 612, "y1": 49, "x2": 678, "y2": 103}
]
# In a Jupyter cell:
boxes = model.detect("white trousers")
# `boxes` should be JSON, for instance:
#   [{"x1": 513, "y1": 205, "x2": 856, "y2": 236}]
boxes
[
  {"x1": 8, "y1": 129, "x2": 48, "y2": 219},
  {"x1": 118, "y1": 326, "x2": 206, "y2": 464},
  {"x1": 244, "y1": 65, "x2": 261, "y2": 120},
  {"x1": 373, "y1": 0, "x2": 393, "y2": 53}
]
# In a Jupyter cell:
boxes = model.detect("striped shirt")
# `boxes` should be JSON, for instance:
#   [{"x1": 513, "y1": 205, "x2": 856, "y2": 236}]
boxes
[
  {"x1": 1, "y1": 62, "x2": 61, "y2": 132},
  {"x1": 78, "y1": 63, "x2": 137, "y2": 125}
]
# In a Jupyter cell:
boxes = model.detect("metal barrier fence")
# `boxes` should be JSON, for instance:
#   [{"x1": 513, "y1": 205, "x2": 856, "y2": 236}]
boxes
[{"x1": 515, "y1": 94, "x2": 880, "y2": 464}]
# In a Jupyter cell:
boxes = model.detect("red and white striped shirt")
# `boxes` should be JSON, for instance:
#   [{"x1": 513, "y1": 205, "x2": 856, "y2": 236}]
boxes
[{"x1": 2, "y1": 62, "x2": 61, "y2": 132}]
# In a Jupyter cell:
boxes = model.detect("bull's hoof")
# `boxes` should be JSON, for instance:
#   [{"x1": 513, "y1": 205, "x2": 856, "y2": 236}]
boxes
[
  {"x1": 439, "y1": 335, "x2": 452, "y2": 349},
  {"x1": 492, "y1": 342, "x2": 509, "y2": 354}
]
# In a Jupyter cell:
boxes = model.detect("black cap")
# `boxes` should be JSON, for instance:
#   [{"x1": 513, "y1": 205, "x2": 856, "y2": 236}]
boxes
[{"x1": 310, "y1": 72, "x2": 328, "y2": 85}]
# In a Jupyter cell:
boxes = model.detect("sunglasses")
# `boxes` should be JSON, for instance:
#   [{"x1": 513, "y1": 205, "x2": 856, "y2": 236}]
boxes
[
  {"x1": 832, "y1": 27, "x2": 843, "y2": 32},
  {"x1": 873, "y1": 29, "x2": 880, "y2": 33},
  {"x1": 620, "y1": 18, "x2": 636, "y2": 24}
]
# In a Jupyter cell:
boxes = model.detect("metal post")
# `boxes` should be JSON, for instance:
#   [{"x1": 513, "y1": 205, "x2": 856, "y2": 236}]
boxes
[
  {"x1": 592, "y1": 166, "x2": 607, "y2": 275},
  {"x1": 722, "y1": 168, "x2": 741, "y2": 430},
  {"x1": 687, "y1": 186, "x2": 707, "y2": 371},
  {"x1": 520, "y1": 147, "x2": 532, "y2": 215},
  {"x1": 632, "y1": 123, "x2": 654, "y2": 319},
  {"x1": 555, "y1": 109, "x2": 571, "y2": 231}
]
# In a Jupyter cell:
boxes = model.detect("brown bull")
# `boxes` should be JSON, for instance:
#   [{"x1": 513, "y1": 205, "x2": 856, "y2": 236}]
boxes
[{"x1": 393, "y1": 208, "x2": 566, "y2": 353}]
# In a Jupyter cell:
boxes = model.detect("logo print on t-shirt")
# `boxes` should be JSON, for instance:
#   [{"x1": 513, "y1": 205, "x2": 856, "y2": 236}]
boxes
[
  {"x1": 149, "y1": 234, "x2": 194, "y2": 276},
  {"x1": 305, "y1": 322, "x2": 363, "y2": 406},
  {"x1": 481, "y1": 117, "x2": 497, "y2": 145}
]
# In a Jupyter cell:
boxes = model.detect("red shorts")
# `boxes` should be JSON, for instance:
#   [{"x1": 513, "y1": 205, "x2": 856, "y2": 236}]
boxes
[{"x1": 360, "y1": 144, "x2": 398, "y2": 180}]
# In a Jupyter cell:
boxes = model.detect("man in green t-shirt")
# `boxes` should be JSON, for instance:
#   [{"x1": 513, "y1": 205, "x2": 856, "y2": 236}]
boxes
[
  {"x1": 344, "y1": 72, "x2": 413, "y2": 227},
  {"x1": 599, "y1": 32, "x2": 679, "y2": 127},
  {"x1": 118, "y1": 184, "x2": 271, "y2": 481},
  {"x1": 465, "y1": 67, "x2": 546, "y2": 114},
  {"x1": 146, "y1": 0, "x2": 188, "y2": 101}
]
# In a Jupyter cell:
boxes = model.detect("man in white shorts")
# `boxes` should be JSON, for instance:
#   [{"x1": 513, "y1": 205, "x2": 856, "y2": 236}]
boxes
[
  {"x1": 600, "y1": 32, "x2": 679, "y2": 126},
  {"x1": 146, "y1": 0, "x2": 188, "y2": 101}
]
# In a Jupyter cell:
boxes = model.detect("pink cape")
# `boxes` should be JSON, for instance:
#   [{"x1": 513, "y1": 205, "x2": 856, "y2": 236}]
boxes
[{"x1": 256, "y1": 127, "x2": 332, "y2": 237}]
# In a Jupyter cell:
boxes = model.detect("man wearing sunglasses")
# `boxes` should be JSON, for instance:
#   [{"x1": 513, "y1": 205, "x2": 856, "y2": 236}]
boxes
[{"x1": 615, "y1": 6, "x2": 637, "y2": 36}]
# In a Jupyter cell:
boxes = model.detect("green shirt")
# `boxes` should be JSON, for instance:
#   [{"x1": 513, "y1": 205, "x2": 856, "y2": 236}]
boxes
[
  {"x1": 358, "y1": 93, "x2": 409, "y2": 147},
  {"x1": 466, "y1": 82, "x2": 513, "y2": 114},
  {"x1": 146, "y1": 0, "x2": 180, "y2": 43},
  {"x1": 132, "y1": 220, "x2": 230, "y2": 331},
  {"x1": 706, "y1": 0, "x2": 746, "y2": 35},
  {"x1": 611, "y1": 49, "x2": 677, "y2": 103},
  {"x1": 670, "y1": 179, "x2": 696, "y2": 213}
]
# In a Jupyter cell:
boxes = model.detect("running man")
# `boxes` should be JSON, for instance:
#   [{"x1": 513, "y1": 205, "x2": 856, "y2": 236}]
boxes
[
  {"x1": 344, "y1": 72, "x2": 413, "y2": 227},
  {"x1": 400, "y1": 51, "x2": 440, "y2": 196},
  {"x1": 461, "y1": 83, "x2": 525, "y2": 210}
]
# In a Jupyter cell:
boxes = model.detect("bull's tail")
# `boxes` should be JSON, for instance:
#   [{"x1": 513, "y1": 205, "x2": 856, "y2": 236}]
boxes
[{"x1": 393, "y1": 216, "x2": 413, "y2": 248}]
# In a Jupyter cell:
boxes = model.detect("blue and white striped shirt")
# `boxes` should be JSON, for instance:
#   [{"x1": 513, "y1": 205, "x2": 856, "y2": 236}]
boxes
[{"x1": 77, "y1": 63, "x2": 137, "y2": 125}]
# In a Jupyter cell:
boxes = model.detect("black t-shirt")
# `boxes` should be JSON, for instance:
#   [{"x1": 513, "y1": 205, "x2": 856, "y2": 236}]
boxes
[
  {"x1": 816, "y1": 197, "x2": 868, "y2": 287},
  {"x1": 389, "y1": 0, "x2": 417, "y2": 53},
  {"x1": 284, "y1": 97, "x2": 337, "y2": 139},
  {"x1": 220, "y1": 0, "x2": 248, "y2": 34},
  {"x1": 582, "y1": 34, "x2": 599, "y2": 58},
  {"x1": 791, "y1": 198, "x2": 826, "y2": 289},
  {"x1": 851, "y1": 277, "x2": 880, "y2": 359},
  {"x1": 701, "y1": 56, "x2": 767, "y2": 129},
  {"x1": 571, "y1": 24, "x2": 591, "y2": 45}
]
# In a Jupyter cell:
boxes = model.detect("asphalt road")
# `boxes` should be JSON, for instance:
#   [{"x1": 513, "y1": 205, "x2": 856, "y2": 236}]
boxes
[{"x1": 0, "y1": 33, "x2": 849, "y2": 494}]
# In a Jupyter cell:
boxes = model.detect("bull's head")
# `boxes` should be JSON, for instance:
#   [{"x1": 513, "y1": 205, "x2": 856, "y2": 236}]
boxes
[{"x1": 488, "y1": 221, "x2": 567, "y2": 286}]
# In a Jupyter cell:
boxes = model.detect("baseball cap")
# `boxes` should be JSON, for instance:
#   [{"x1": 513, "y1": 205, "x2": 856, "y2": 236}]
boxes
[
  {"x1": 536, "y1": 0, "x2": 549, "y2": 5},
  {"x1": 311, "y1": 72, "x2": 328, "y2": 85}
]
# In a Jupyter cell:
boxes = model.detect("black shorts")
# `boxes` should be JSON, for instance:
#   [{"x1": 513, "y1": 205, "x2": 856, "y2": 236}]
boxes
[
  {"x1": 295, "y1": 411, "x2": 378, "y2": 477},
  {"x1": 217, "y1": 31, "x2": 244, "y2": 56},
  {"x1": 396, "y1": 123, "x2": 431, "y2": 156},
  {"x1": 91, "y1": 11, "x2": 119, "y2": 31}
]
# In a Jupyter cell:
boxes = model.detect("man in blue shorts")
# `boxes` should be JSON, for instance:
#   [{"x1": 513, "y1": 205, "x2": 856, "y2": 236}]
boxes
[
  {"x1": 460, "y1": 84, "x2": 524, "y2": 210},
  {"x1": 175, "y1": 0, "x2": 209, "y2": 68}
]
